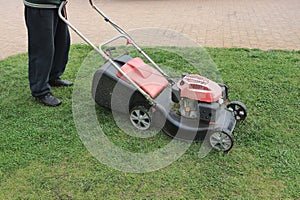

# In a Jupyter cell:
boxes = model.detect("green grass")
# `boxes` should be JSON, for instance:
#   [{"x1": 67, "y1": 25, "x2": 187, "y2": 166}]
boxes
[{"x1": 0, "y1": 44, "x2": 299, "y2": 199}]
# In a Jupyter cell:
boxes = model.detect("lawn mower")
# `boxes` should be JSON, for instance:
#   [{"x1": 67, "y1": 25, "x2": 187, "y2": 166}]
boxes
[{"x1": 59, "y1": 0, "x2": 248, "y2": 152}]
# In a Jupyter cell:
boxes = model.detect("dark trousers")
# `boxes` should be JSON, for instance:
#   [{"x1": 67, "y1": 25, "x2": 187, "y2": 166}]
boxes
[{"x1": 25, "y1": 6, "x2": 70, "y2": 97}]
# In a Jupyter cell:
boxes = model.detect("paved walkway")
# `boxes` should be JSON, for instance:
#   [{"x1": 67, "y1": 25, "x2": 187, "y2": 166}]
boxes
[{"x1": 1, "y1": 0, "x2": 299, "y2": 59}]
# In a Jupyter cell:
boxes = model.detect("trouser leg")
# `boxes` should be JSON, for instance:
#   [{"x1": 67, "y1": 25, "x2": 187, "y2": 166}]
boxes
[
  {"x1": 49, "y1": 11, "x2": 70, "y2": 81},
  {"x1": 25, "y1": 6, "x2": 56, "y2": 97}
]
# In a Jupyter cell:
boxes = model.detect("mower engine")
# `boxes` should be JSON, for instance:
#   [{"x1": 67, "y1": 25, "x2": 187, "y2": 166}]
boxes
[
  {"x1": 164, "y1": 73, "x2": 243, "y2": 152},
  {"x1": 174, "y1": 74, "x2": 225, "y2": 122}
]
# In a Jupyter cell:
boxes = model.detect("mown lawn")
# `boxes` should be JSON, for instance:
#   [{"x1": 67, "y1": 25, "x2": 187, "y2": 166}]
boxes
[{"x1": 0, "y1": 44, "x2": 299, "y2": 199}]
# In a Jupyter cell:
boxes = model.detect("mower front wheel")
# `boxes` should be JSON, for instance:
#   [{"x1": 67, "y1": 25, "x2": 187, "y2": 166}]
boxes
[
  {"x1": 227, "y1": 101, "x2": 247, "y2": 121},
  {"x1": 209, "y1": 131, "x2": 234, "y2": 152},
  {"x1": 129, "y1": 106, "x2": 152, "y2": 130}
]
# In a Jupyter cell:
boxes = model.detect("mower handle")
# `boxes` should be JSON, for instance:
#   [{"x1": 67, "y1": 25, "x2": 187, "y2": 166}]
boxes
[
  {"x1": 58, "y1": 1, "x2": 156, "y2": 106},
  {"x1": 88, "y1": 0, "x2": 170, "y2": 79}
]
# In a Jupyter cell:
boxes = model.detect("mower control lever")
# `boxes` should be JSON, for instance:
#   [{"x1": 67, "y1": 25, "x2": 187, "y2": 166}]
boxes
[{"x1": 105, "y1": 47, "x2": 116, "y2": 57}]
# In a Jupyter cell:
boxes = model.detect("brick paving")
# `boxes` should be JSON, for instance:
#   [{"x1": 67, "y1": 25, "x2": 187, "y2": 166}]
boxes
[{"x1": 1, "y1": 0, "x2": 299, "y2": 59}]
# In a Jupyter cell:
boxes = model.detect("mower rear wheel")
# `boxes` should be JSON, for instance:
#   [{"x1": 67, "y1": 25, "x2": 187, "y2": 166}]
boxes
[
  {"x1": 209, "y1": 131, "x2": 234, "y2": 152},
  {"x1": 129, "y1": 106, "x2": 152, "y2": 130},
  {"x1": 227, "y1": 101, "x2": 247, "y2": 121}
]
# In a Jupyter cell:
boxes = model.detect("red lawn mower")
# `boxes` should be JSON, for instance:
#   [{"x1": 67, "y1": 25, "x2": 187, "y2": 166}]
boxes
[{"x1": 59, "y1": 0, "x2": 248, "y2": 152}]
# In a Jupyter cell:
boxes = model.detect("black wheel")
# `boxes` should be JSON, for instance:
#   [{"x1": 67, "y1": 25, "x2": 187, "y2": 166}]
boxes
[
  {"x1": 227, "y1": 101, "x2": 247, "y2": 121},
  {"x1": 209, "y1": 131, "x2": 234, "y2": 152},
  {"x1": 129, "y1": 106, "x2": 152, "y2": 130}
]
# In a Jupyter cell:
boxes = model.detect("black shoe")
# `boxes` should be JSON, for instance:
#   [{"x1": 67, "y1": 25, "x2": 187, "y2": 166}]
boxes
[
  {"x1": 49, "y1": 78, "x2": 73, "y2": 87},
  {"x1": 35, "y1": 93, "x2": 62, "y2": 107}
]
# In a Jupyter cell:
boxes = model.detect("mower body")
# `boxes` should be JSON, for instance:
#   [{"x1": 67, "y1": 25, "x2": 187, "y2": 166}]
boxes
[{"x1": 92, "y1": 55, "x2": 238, "y2": 147}]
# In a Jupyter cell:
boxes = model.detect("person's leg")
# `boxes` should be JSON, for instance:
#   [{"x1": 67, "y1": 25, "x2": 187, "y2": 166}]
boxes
[
  {"x1": 25, "y1": 6, "x2": 56, "y2": 97},
  {"x1": 49, "y1": 10, "x2": 70, "y2": 82}
]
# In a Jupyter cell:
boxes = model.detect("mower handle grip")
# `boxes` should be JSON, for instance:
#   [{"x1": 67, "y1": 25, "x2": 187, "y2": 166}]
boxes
[
  {"x1": 89, "y1": 0, "x2": 94, "y2": 6},
  {"x1": 89, "y1": 0, "x2": 95, "y2": 7}
]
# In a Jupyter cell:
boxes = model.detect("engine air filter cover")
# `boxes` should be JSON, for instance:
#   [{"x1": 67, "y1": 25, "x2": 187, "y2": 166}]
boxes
[{"x1": 177, "y1": 74, "x2": 222, "y2": 103}]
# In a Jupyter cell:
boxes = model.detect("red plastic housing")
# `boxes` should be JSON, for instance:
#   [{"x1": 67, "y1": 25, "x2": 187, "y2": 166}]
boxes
[
  {"x1": 117, "y1": 58, "x2": 169, "y2": 98},
  {"x1": 177, "y1": 74, "x2": 222, "y2": 103}
]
